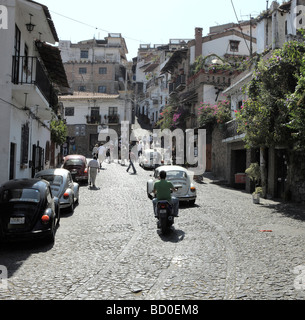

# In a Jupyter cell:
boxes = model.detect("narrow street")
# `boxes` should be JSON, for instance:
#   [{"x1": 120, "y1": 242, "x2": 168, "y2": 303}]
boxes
[{"x1": 0, "y1": 158, "x2": 305, "y2": 300}]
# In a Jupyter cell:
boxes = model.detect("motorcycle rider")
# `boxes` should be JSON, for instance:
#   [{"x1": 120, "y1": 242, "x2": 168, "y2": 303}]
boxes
[{"x1": 152, "y1": 170, "x2": 179, "y2": 218}]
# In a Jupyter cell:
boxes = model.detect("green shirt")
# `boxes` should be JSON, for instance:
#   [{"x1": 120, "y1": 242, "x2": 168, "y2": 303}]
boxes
[{"x1": 153, "y1": 179, "x2": 174, "y2": 202}]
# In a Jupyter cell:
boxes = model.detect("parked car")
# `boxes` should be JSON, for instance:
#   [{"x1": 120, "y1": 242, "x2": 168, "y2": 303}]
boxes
[
  {"x1": 139, "y1": 149, "x2": 162, "y2": 169},
  {"x1": 62, "y1": 155, "x2": 88, "y2": 183},
  {"x1": 0, "y1": 179, "x2": 60, "y2": 243},
  {"x1": 147, "y1": 165, "x2": 197, "y2": 206},
  {"x1": 35, "y1": 168, "x2": 79, "y2": 212}
]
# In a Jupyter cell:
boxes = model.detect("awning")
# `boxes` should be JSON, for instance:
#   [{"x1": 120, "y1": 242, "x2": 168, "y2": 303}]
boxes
[{"x1": 36, "y1": 41, "x2": 70, "y2": 93}]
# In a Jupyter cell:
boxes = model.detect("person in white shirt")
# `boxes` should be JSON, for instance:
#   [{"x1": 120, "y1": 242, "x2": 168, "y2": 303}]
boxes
[
  {"x1": 92, "y1": 144, "x2": 99, "y2": 158},
  {"x1": 88, "y1": 156, "x2": 100, "y2": 188},
  {"x1": 98, "y1": 144, "x2": 106, "y2": 169}
]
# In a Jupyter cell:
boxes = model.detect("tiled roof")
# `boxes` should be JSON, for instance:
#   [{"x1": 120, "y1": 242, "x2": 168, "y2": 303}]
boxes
[{"x1": 59, "y1": 92, "x2": 120, "y2": 100}]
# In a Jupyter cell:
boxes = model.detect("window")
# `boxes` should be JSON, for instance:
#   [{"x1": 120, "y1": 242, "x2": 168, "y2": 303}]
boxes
[
  {"x1": 78, "y1": 85, "x2": 86, "y2": 92},
  {"x1": 80, "y1": 50, "x2": 89, "y2": 59},
  {"x1": 108, "y1": 107, "x2": 118, "y2": 123},
  {"x1": 12, "y1": 25, "x2": 21, "y2": 84},
  {"x1": 90, "y1": 107, "x2": 100, "y2": 123},
  {"x1": 98, "y1": 86, "x2": 106, "y2": 93},
  {"x1": 20, "y1": 123, "x2": 29, "y2": 165},
  {"x1": 109, "y1": 107, "x2": 118, "y2": 116},
  {"x1": 46, "y1": 187, "x2": 52, "y2": 204},
  {"x1": 65, "y1": 107, "x2": 74, "y2": 116},
  {"x1": 230, "y1": 40, "x2": 240, "y2": 52},
  {"x1": 79, "y1": 67, "x2": 87, "y2": 74},
  {"x1": 99, "y1": 67, "x2": 107, "y2": 74}
]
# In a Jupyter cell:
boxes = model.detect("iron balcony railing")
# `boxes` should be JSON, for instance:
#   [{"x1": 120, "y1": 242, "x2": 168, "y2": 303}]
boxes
[
  {"x1": 108, "y1": 114, "x2": 120, "y2": 124},
  {"x1": 86, "y1": 115, "x2": 101, "y2": 124},
  {"x1": 175, "y1": 74, "x2": 186, "y2": 91},
  {"x1": 12, "y1": 56, "x2": 58, "y2": 108},
  {"x1": 222, "y1": 119, "x2": 239, "y2": 139}
]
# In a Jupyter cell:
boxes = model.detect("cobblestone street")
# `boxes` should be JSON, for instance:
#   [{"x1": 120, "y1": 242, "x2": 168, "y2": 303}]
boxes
[{"x1": 0, "y1": 160, "x2": 305, "y2": 300}]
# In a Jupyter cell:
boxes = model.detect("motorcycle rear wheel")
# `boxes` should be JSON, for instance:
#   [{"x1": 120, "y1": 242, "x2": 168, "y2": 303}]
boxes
[{"x1": 160, "y1": 217, "x2": 169, "y2": 234}]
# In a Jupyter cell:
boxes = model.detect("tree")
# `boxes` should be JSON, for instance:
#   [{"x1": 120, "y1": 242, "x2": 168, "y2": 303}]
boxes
[
  {"x1": 50, "y1": 119, "x2": 67, "y2": 145},
  {"x1": 235, "y1": 39, "x2": 305, "y2": 197}
]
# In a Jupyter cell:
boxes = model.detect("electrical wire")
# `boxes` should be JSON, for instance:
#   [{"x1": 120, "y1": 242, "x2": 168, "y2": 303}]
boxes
[
  {"x1": 230, "y1": 0, "x2": 251, "y2": 54},
  {"x1": 0, "y1": 97, "x2": 50, "y2": 129},
  {"x1": 50, "y1": 10, "x2": 147, "y2": 43}
]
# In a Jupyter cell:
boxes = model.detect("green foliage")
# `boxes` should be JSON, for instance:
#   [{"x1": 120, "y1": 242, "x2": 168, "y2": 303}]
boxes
[
  {"x1": 245, "y1": 163, "x2": 261, "y2": 185},
  {"x1": 157, "y1": 105, "x2": 175, "y2": 130},
  {"x1": 236, "y1": 39, "x2": 305, "y2": 151},
  {"x1": 197, "y1": 100, "x2": 232, "y2": 127},
  {"x1": 50, "y1": 119, "x2": 67, "y2": 145},
  {"x1": 190, "y1": 54, "x2": 251, "y2": 76}
]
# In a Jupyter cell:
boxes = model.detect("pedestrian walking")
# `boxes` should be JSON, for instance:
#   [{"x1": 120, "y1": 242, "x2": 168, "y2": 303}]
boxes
[
  {"x1": 137, "y1": 140, "x2": 143, "y2": 157},
  {"x1": 98, "y1": 144, "x2": 106, "y2": 168},
  {"x1": 126, "y1": 149, "x2": 137, "y2": 174},
  {"x1": 88, "y1": 156, "x2": 100, "y2": 188},
  {"x1": 92, "y1": 144, "x2": 99, "y2": 158}
]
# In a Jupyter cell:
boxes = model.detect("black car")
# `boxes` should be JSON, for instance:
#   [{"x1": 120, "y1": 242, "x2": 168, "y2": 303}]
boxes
[{"x1": 0, "y1": 179, "x2": 60, "y2": 243}]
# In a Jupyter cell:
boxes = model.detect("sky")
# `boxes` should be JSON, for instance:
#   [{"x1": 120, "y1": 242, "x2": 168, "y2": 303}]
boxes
[{"x1": 40, "y1": 0, "x2": 271, "y2": 61}]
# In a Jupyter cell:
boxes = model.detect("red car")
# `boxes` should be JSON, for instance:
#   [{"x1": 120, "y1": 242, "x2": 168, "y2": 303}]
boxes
[{"x1": 62, "y1": 155, "x2": 88, "y2": 184}]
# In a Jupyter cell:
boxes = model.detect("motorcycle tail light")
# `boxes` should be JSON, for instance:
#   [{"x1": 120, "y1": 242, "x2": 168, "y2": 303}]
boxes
[{"x1": 63, "y1": 192, "x2": 69, "y2": 199}]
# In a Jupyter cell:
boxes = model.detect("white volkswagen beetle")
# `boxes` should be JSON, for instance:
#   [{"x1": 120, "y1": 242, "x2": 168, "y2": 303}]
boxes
[{"x1": 147, "y1": 165, "x2": 197, "y2": 206}]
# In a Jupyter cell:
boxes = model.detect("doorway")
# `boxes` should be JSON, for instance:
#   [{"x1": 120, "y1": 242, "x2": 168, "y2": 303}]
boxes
[{"x1": 9, "y1": 143, "x2": 16, "y2": 180}]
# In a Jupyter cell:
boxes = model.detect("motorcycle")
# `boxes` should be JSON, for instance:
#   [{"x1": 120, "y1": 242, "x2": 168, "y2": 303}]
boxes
[
  {"x1": 155, "y1": 200, "x2": 175, "y2": 234},
  {"x1": 148, "y1": 181, "x2": 179, "y2": 234}
]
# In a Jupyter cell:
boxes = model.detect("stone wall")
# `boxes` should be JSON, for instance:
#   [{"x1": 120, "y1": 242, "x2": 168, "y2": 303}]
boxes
[
  {"x1": 211, "y1": 126, "x2": 227, "y2": 180},
  {"x1": 288, "y1": 152, "x2": 305, "y2": 203}
]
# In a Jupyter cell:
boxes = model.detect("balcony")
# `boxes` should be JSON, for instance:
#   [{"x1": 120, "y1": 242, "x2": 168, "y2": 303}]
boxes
[
  {"x1": 108, "y1": 114, "x2": 120, "y2": 124},
  {"x1": 222, "y1": 119, "x2": 245, "y2": 142},
  {"x1": 169, "y1": 82, "x2": 176, "y2": 95},
  {"x1": 11, "y1": 56, "x2": 57, "y2": 119},
  {"x1": 86, "y1": 115, "x2": 102, "y2": 124},
  {"x1": 175, "y1": 74, "x2": 186, "y2": 91}
]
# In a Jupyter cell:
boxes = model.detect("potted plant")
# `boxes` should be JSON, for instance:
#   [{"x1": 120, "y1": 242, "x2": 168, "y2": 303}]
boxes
[
  {"x1": 245, "y1": 163, "x2": 262, "y2": 204},
  {"x1": 252, "y1": 187, "x2": 263, "y2": 204}
]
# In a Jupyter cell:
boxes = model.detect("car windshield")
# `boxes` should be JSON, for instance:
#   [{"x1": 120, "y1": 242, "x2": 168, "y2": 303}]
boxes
[
  {"x1": 165, "y1": 170, "x2": 187, "y2": 180},
  {"x1": 0, "y1": 188, "x2": 40, "y2": 203},
  {"x1": 64, "y1": 159, "x2": 84, "y2": 166},
  {"x1": 39, "y1": 175, "x2": 63, "y2": 186}
]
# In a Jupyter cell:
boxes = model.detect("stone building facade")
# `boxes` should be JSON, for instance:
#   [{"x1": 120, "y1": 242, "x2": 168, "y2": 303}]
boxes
[{"x1": 58, "y1": 34, "x2": 132, "y2": 157}]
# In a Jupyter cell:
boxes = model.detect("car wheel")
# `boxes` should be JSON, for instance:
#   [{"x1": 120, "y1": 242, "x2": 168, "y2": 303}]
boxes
[
  {"x1": 189, "y1": 200, "x2": 196, "y2": 206},
  {"x1": 56, "y1": 208, "x2": 61, "y2": 226},
  {"x1": 75, "y1": 188, "x2": 79, "y2": 204},
  {"x1": 69, "y1": 201, "x2": 74, "y2": 213},
  {"x1": 46, "y1": 218, "x2": 56, "y2": 243}
]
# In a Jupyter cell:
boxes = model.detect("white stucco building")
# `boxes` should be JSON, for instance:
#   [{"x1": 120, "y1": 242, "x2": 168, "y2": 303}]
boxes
[
  {"x1": 59, "y1": 91, "x2": 130, "y2": 156},
  {"x1": 0, "y1": 0, "x2": 69, "y2": 185}
]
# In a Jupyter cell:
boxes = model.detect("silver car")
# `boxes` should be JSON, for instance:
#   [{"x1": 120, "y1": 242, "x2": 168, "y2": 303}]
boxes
[
  {"x1": 35, "y1": 168, "x2": 79, "y2": 212},
  {"x1": 147, "y1": 165, "x2": 197, "y2": 206},
  {"x1": 139, "y1": 149, "x2": 162, "y2": 169}
]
